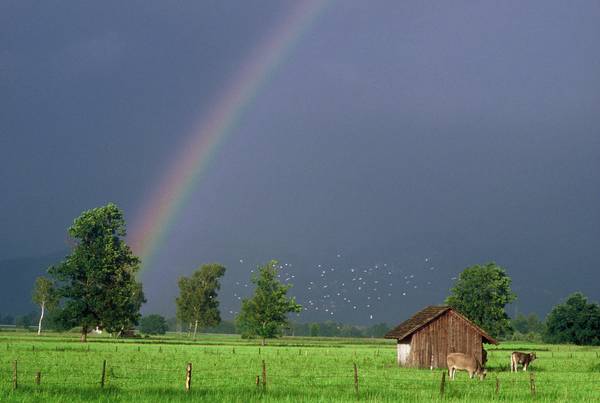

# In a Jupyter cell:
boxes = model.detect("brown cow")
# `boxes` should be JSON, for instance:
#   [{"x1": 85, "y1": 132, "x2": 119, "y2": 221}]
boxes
[
  {"x1": 511, "y1": 351, "x2": 536, "y2": 372},
  {"x1": 447, "y1": 353, "x2": 487, "y2": 380}
]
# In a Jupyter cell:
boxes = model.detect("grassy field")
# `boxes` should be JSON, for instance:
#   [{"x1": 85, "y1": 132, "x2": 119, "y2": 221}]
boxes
[{"x1": 0, "y1": 331, "x2": 599, "y2": 402}]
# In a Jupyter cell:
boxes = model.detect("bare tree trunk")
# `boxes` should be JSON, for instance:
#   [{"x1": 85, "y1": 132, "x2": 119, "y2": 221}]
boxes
[
  {"x1": 187, "y1": 322, "x2": 192, "y2": 337},
  {"x1": 81, "y1": 326, "x2": 88, "y2": 342},
  {"x1": 193, "y1": 320, "x2": 198, "y2": 339},
  {"x1": 261, "y1": 337, "x2": 265, "y2": 346},
  {"x1": 37, "y1": 301, "x2": 45, "y2": 336}
]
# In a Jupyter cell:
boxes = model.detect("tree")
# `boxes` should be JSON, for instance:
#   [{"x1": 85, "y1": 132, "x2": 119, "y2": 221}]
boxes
[
  {"x1": 544, "y1": 292, "x2": 600, "y2": 345},
  {"x1": 511, "y1": 313, "x2": 545, "y2": 335},
  {"x1": 176, "y1": 263, "x2": 226, "y2": 339},
  {"x1": 236, "y1": 260, "x2": 302, "y2": 345},
  {"x1": 140, "y1": 314, "x2": 169, "y2": 335},
  {"x1": 445, "y1": 262, "x2": 516, "y2": 338},
  {"x1": 49, "y1": 203, "x2": 145, "y2": 341},
  {"x1": 32, "y1": 276, "x2": 58, "y2": 335}
]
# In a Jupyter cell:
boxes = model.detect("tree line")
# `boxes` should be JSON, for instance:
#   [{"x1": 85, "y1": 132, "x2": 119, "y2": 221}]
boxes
[
  {"x1": 137, "y1": 317, "x2": 392, "y2": 339},
  {"x1": 20, "y1": 203, "x2": 600, "y2": 346},
  {"x1": 444, "y1": 262, "x2": 600, "y2": 345},
  {"x1": 28, "y1": 203, "x2": 301, "y2": 343}
]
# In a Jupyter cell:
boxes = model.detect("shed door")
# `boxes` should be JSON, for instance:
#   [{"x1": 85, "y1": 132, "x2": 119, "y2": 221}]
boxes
[{"x1": 397, "y1": 342, "x2": 411, "y2": 366}]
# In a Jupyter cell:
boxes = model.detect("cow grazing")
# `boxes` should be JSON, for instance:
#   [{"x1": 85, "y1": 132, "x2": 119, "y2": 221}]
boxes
[
  {"x1": 447, "y1": 353, "x2": 486, "y2": 380},
  {"x1": 511, "y1": 352, "x2": 536, "y2": 372}
]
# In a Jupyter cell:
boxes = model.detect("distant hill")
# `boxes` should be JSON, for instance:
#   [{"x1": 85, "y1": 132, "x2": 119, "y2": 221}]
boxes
[{"x1": 0, "y1": 251, "x2": 67, "y2": 316}]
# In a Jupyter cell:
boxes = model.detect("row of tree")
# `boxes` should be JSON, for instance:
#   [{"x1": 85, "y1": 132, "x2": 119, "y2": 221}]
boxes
[
  {"x1": 26, "y1": 203, "x2": 600, "y2": 346},
  {"x1": 32, "y1": 204, "x2": 302, "y2": 343},
  {"x1": 444, "y1": 263, "x2": 600, "y2": 345},
  {"x1": 138, "y1": 317, "x2": 391, "y2": 339},
  {"x1": 174, "y1": 260, "x2": 301, "y2": 345}
]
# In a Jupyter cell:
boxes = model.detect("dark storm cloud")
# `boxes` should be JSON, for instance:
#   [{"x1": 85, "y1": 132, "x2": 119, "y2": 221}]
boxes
[{"x1": 1, "y1": 1, "x2": 599, "y2": 323}]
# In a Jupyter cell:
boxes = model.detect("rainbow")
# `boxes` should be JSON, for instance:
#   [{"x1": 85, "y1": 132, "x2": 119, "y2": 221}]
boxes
[{"x1": 129, "y1": 0, "x2": 330, "y2": 272}]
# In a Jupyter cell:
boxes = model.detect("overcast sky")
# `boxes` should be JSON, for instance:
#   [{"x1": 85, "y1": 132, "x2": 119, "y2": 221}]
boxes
[{"x1": 1, "y1": 0, "x2": 599, "y2": 324}]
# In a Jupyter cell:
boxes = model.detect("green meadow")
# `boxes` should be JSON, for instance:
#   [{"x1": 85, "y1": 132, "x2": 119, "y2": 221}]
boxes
[{"x1": 1, "y1": 332, "x2": 599, "y2": 402}]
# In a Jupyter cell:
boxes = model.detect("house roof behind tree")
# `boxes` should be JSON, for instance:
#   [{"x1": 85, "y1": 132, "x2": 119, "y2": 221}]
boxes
[{"x1": 384, "y1": 305, "x2": 498, "y2": 344}]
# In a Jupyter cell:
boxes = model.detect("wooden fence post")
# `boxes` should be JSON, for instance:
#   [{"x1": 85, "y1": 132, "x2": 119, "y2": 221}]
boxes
[
  {"x1": 100, "y1": 360, "x2": 106, "y2": 388},
  {"x1": 35, "y1": 371, "x2": 41, "y2": 385},
  {"x1": 255, "y1": 375, "x2": 260, "y2": 387},
  {"x1": 13, "y1": 360, "x2": 17, "y2": 390},
  {"x1": 440, "y1": 371, "x2": 446, "y2": 397},
  {"x1": 262, "y1": 360, "x2": 267, "y2": 390},
  {"x1": 529, "y1": 372, "x2": 535, "y2": 396},
  {"x1": 185, "y1": 363, "x2": 192, "y2": 391},
  {"x1": 495, "y1": 377, "x2": 499, "y2": 395},
  {"x1": 353, "y1": 363, "x2": 359, "y2": 396}
]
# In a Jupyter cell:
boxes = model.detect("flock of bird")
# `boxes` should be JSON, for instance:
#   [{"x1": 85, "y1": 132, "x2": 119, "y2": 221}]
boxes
[{"x1": 225, "y1": 254, "x2": 452, "y2": 322}]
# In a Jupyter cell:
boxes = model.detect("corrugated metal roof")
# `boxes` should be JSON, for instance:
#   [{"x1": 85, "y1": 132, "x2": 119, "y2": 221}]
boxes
[{"x1": 384, "y1": 305, "x2": 498, "y2": 344}]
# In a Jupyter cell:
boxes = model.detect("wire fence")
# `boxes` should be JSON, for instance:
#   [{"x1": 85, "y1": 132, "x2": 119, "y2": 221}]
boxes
[
  {"x1": 1, "y1": 356, "x2": 599, "y2": 399},
  {"x1": 1, "y1": 341, "x2": 599, "y2": 400}
]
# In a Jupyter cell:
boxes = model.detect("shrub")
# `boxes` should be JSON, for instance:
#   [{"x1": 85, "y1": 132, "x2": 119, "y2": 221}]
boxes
[{"x1": 140, "y1": 314, "x2": 168, "y2": 335}]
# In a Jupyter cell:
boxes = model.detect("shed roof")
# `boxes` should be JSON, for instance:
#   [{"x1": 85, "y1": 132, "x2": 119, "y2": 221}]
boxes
[{"x1": 384, "y1": 305, "x2": 498, "y2": 344}]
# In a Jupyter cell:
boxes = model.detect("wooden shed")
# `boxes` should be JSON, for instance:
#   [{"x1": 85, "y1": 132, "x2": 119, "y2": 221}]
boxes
[{"x1": 384, "y1": 305, "x2": 498, "y2": 368}]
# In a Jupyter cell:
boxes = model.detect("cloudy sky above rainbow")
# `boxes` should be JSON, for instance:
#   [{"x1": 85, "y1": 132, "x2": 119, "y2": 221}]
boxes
[
  {"x1": 2, "y1": 0, "x2": 599, "y2": 321},
  {"x1": 128, "y1": 0, "x2": 331, "y2": 273}
]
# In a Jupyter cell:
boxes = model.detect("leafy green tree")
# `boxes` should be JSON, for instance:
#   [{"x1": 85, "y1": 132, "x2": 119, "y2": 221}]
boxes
[
  {"x1": 445, "y1": 262, "x2": 516, "y2": 338},
  {"x1": 511, "y1": 313, "x2": 545, "y2": 335},
  {"x1": 176, "y1": 263, "x2": 226, "y2": 339},
  {"x1": 32, "y1": 276, "x2": 58, "y2": 335},
  {"x1": 309, "y1": 323, "x2": 320, "y2": 337},
  {"x1": 44, "y1": 309, "x2": 71, "y2": 332},
  {"x1": 544, "y1": 292, "x2": 600, "y2": 345},
  {"x1": 236, "y1": 260, "x2": 302, "y2": 345},
  {"x1": 140, "y1": 314, "x2": 168, "y2": 335},
  {"x1": 49, "y1": 203, "x2": 145, "y2": 341}
]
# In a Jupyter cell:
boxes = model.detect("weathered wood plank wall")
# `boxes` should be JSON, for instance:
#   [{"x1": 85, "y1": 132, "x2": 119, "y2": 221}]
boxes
[{"x1": 407, "y1": 311, "x2": 483, "y2": 368}]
